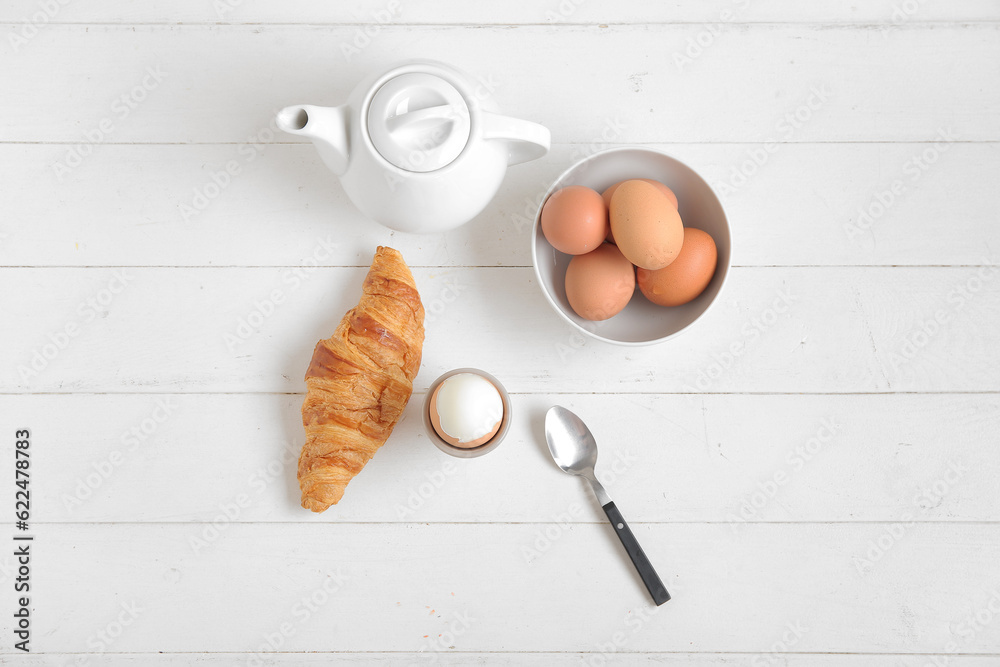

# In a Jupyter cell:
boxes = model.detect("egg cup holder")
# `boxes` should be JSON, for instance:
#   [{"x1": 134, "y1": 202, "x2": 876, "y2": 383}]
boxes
[{"x1": 422, "y1": 368, "x2": 512, "y2": 458}]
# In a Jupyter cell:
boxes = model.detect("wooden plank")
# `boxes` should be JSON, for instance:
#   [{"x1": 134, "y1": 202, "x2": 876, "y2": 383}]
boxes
[
  {"x1": 2, "y1": 141, "x2": 996, "y2": 269},
  {"x1": 0, "y1": 523, "x2": 998, "y2": 653},
  {"x1": 0, "y1": 393, "x2": 996, "y2": 524},
  {"x1": 2, "y1": 25, "x2": 998, "y2": 143},
  {"x1": 1, "y1": 266, "x2": 998, "y2": 394},
  {"x1": 9, "y1": 654, "x2": 1000, "y2": 666},
  {"x1": 2, "y1": 0, "x2": 997, "y2": 25}
]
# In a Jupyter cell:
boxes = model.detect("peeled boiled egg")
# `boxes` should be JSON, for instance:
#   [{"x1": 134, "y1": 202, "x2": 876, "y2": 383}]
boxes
[
  {"x1": 564, "y1": 243, "x2": 635, "y2": 321},
  {"x1": 540, "y1": 185, "x2": 608, "y2": 255},
  {"x1": 637, "y1": 227, "x2": 718, "y2": 306},
  {"x1": 609, "y1": 180, "x2": 684, "y2": 270},
  {"x1": 430, "y1": 373, "x2": 504, "y2": 448}
]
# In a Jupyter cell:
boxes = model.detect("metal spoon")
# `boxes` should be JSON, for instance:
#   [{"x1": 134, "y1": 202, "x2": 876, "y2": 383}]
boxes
[{"x1": 544, "y1": 405, "x2": 670, "y2": 605}]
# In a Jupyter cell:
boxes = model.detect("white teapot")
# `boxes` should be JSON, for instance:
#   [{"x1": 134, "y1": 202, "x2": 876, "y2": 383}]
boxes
[{"x1": 276, "y1": 60, "x2": 551, "y2": 233}]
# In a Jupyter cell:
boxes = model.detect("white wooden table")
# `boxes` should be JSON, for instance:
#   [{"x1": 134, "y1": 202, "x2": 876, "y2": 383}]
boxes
[{"x1": 2, "y1": 2, "x2": 999, "y2": 665}]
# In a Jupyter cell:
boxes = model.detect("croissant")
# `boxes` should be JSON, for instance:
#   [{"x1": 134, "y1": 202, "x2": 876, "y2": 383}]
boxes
[{"x1": 297, "y1": 246, "x2": 425, "y2": 512}]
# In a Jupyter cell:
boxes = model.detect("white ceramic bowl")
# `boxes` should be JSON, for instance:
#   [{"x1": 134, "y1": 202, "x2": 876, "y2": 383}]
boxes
[{"x1": 531, "y1": 147, "x2": 731, "y2": 345}]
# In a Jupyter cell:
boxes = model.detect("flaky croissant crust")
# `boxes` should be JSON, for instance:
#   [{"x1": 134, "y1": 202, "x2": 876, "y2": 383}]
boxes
[{"x1": 298, "y1": 247, "x2": 425, "y2": 512}]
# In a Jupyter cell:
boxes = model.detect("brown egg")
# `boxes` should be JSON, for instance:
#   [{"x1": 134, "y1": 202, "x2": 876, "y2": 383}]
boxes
[
  {"x1": 540, "y1": 185, "x2": 608, "y2": 255},
  {"x1": 601, "y1": 181, "x2": 676, "y2": 245},
  {"x1": 637, "y1": 228, "x2": 718, "y2": 307},
  {"x1": 564, "y1": 243, "x2": 635, "y2": 321},
  {"x1": 609, "y1": 180, "x2": 684, "y2": 270},
  {"x1": 603, "y1": 178, "x2": 678, "y2": 211}
]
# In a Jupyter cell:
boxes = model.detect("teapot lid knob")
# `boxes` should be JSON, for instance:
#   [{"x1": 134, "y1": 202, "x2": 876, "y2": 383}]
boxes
[{"x1": 367, "y1": 72, "x2": 471, "y2": 173}]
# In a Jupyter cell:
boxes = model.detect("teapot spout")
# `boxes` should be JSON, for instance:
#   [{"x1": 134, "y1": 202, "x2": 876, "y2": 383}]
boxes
[{"x1": 276, "y1": 104, "x2": 349, "y2": 175}]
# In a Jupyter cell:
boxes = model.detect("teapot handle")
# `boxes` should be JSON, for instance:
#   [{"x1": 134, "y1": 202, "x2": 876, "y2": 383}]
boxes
[{"x1": 481, "y1": 113, "x2": 551, "y2": 166}]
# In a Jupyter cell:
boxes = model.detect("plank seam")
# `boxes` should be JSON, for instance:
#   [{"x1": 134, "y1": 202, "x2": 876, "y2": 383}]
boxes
[
  {"x1": 6, "y1": 650, "x2": 1000, "y2": 656},
  {"x1": 1, "y1": 140, "x2": 998, "y2": 146},
  {"x1": 0, "y1": 265, "x2": 998, "y2": 269},
  {"x1": 1, "y1": 21, "x2": 999, "y2": 27},
  {"x1": 2, "y1": 391, "x2": 997, "y2": 396},
  {"x1": 18, "y1": 521, "x2": 1000, "y2": 526}
]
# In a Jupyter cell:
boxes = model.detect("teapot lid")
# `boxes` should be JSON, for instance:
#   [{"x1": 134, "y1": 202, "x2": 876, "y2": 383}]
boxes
[{"x1": 367, "y1": 72, "x2": 471, "y2": 173}]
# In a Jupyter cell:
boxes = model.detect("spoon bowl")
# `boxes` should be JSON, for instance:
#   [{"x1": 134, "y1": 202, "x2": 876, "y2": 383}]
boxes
[{"x1": 544, "y1": 405, "x2": 600, "y2": 476}]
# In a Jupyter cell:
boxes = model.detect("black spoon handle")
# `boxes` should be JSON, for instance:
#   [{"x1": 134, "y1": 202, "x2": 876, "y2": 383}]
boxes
[{"x1": 602, "y1": 501, "x2": 671, "y2": 605}]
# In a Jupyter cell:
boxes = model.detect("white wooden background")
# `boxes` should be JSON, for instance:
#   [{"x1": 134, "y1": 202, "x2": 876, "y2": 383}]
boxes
[{"x1": 2, "y1": 1, "x2": 999, "y2": 665}]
